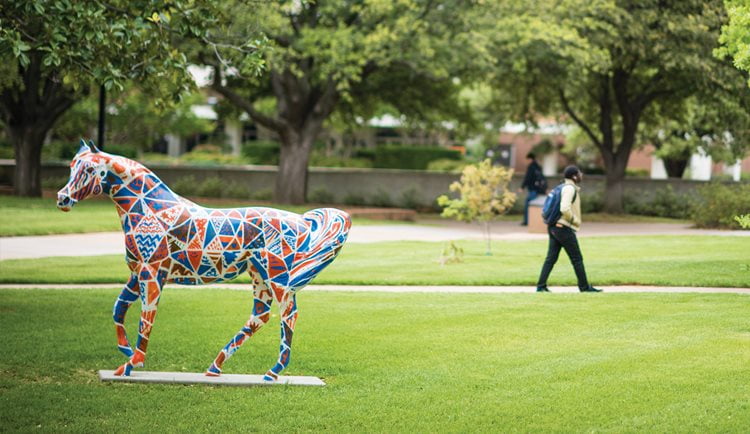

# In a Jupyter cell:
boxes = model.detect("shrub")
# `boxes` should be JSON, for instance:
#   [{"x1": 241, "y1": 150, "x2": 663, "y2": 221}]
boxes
[
  {"x1": 691, "y1": 182, "x2": 750, "y2": 229},
  {"x1": 170, "y1": 175, "x2": 199, "y2": 197},
  {"x1": 308, "y1": 188, "x2": 335, "y2": 204},
  {"x1": 369, "y1": 188, "x2": 393, "y2": 208},
  {"x1": 436, "y1": 160, "x2": 516, "y2": 255},
  {"x1": 353, "y1": 148, "x2": 376, "y2": 161},
  {"x1": 373, "y1": 145, "x2": 461, "y2": 170},
  {"x1": 427, "y1": 158, "x2": 469, "y2": 173},
  {"x1": 0, "y1": 139, "x2": 13, "y2": 159},
  {"x1": 343, "y1": 193, "x2": 367, "y2": 206},
  {"x1": 180, "y1": 145, "x2": 248, "y2": 165},
  {"x1": 400, "y1": 186, "x2": 423, "y2": 210},
  {"x1": 309, "y1": 153, "x2": 373, "y2": 168},
  {"x1": 141, "y1": 152, "x2": 176, "y2": 164},
  {"x1": 195, "y1": 176, "x2": 224, "y2": 198},
  {"x1": 623, "y1": 186, "x2": 691, "y2": 219},
  {"x1": 242, "y1": 141, "x2": 280, "y2": 165},
  {"x1": 223, "y1": 182, "x2": 250, "y2": 199},
  {"x1": 42, "y1": 141, "x2": 81, "y2": 161},
  {"x1": 581, "y1": 191, "x2": 604, "y2": 214},
  {"x1": 251, "y1": 189, "x2": 273, "y2": 201},
  {"x1": 104, "y1": 143, "x2": 138, "y2": 158},
  {"x1": 626, "y1": 168, "x2": 650, "y2": 178}
]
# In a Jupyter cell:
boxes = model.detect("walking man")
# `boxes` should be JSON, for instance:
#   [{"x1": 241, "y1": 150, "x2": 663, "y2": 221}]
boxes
[
  {"x1": 519, "y1": 152, "x2": 547, "y2": 226},
  {"x1": 536, "y1": 165, "x2": 602, "y2": 293}
]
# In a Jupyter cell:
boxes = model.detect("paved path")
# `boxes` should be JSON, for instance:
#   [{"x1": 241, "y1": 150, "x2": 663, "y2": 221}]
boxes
[
  {"x1": 0, "y1": 220, "x2": 747, "y2": 260},
  {"x1": 0, "y1": 283, "x2": 747, "y2": 294}
]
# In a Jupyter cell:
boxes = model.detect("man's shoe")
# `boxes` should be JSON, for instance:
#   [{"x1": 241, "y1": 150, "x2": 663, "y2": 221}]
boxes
[
  {"x1": 536, "y1": 287, "x2": 550, "y2": 293},
  {"x1": 580, "y1": 286, "x2": 602, "y2": 293}
]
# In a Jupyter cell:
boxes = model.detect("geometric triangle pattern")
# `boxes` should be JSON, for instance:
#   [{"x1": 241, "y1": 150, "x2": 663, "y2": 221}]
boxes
[{"x1": 56, "y1": 142, "x2": 352, "y2": 380}]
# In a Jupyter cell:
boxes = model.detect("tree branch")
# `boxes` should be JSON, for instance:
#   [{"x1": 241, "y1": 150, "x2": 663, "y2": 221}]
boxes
[
  {"x1": 209, "y1": 65, "x2": 286, "y2": 132},
  {"x1": 558, "y1": 88, "x2": 602, "y2": 149}
]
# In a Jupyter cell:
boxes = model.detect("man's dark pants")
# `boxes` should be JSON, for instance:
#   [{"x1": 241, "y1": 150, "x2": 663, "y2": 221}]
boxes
[
  {"x1": 537, "y1": 225, "x2": 590, "y2": 290},
  {"x1": 522, "y1": 190, "x2": 539, "y2": 225}
]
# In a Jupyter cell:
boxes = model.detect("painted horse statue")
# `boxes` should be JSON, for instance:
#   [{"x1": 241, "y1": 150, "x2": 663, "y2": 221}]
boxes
[{"x1": 57, "y1": 140, "x2": 351, "y2": 381}]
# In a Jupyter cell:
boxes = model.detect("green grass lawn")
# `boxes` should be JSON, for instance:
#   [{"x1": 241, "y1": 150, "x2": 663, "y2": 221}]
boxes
[
  {"x1": 0, "y1": 289, "x2": 747, "y2": 431},
  {"x1": 0, "y1": 196, "x2": 403, "y2": 236},
  {"x1": 1, "y1": 236, "x2": 747, "y2": 287}
]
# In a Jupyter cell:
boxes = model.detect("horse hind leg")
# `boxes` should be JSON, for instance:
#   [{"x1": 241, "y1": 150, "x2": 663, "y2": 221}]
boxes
[
  {"x1": 112, "y1": 274, "x2": 139, "y2": 357},
  {"x1": 264, "y1": 292, "x2": 298, "y2": 382},
  {"x1": 205, "y1": 274, "x2": 274, "y2": 376}
]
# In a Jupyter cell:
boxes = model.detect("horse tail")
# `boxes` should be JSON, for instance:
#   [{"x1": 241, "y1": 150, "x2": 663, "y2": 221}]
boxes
[{"x1": 287, "y1": 208, "x2": 351, "y2": 289}]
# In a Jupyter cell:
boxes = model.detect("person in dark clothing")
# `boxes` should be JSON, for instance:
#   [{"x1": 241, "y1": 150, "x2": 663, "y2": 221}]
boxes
[
  {"x1": 536, "y1": 165, "x2": 602, "y2": 293},
  {"x1": 519, "y1": 152, "x2": 546, "y2": 226}
]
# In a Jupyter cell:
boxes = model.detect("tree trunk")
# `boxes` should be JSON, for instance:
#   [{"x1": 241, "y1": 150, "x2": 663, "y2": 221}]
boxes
[
  {"x1": 601, "y1": 148, "x2": 629, "y2": 214},
  {"x1": 275, "y1": 131, "x2": 314, "y2": 204},
  {"x1": 662, "y1": 156, "x2": 689, "y2": 178},
  {"x1": 8, "y1": 126, "x2": 47, "y2": 197}
]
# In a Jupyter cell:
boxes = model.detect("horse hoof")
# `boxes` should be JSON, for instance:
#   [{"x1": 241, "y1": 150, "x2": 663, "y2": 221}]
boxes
[
  {"x1": 206, "y1": 363, "x2": 221, "y2": 376},
  {"x1": 114, "y1": 363, "x2": 132, "y2": 376},
  {"x1": 263, "y1": 371, "x2": 278, "y2": 382}
]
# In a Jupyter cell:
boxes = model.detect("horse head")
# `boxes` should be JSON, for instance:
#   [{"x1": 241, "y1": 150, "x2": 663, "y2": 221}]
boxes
[{"x1": 57, "y1": 139, "x2": 108, "y2": 211}]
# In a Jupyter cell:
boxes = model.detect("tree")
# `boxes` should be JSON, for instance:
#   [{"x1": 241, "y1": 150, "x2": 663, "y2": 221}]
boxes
[
  {"x1": 488, "y1": 0, "x2": 747, "y2": 212},
  {"x1": 0, "y1": 0, "x2": 230, "y2": 196},
  {"x1": 437, "y1": 159, "x2": 516, "y2": 255},
  {"x1": 202, "y1": 0, "x2": 483, "y2": 204}
]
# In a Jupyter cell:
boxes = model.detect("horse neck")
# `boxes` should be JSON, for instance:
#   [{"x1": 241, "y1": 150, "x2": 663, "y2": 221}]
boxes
[{"x1": 103, "y1": 156, "x2": 183, "y2": 218}]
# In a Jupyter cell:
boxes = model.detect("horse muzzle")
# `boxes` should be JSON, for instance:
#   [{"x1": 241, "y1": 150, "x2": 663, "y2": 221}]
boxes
[{"x1": 57, "y1": 193, "x2": 77, "y2": 212}]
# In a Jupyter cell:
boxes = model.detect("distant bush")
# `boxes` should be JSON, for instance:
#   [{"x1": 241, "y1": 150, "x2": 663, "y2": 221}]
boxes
[
  {"x1": 309, "y1": 153, "x2": 373, "y2": 168},
  {"x1": 180, "y1": 145, "x2": 248, "y2": 165},
  {"x1": 373, "y1": 145, "x2": 461, "y2": 170},
  {"x1": 170, "y1": 175, "x2": 250, "y2": 199},
  {"x1": 626, "y1": 168, "x2": 649, "y2": 178},
  {"x1": 399, "y1": 186, "x2": 423, "y2": 209},
  {"x1": 251, "y1": 189, "x2": 273, "y2": 201},
  {"x1": 581, "y1": 191, "x2": 604, "y2": 214},
  {"x1": 343, "y1": 192, "x2": 367, "y2": 206},
  {"x1": 369, "y1": 188, "x2": 394, "y2": 208},
  {"x1": 623, "y1": 186, "x2": 691, "y2": 219},
  {"x1": 308, "y1": 188, "x2": 335, "y2": 204},
  {"x1": 242, "y1": 141, "x2": 280, "y2": 165},
  {"x1": 353, "y1": 148, "x2": 376, "y2": 161},
  {"x1": 141, "y1": 152, "x2": 176, "y2": 164},
  {"x1": 0, "y1": 139, "x2": 12, "y2": 159},
  {"x1": 104, "y1": 143, "x2": 138, "y2": 158},
  {"x1": 691, "y1": 182, "x2": 750, "y2": 229},
  {"x1": 42, "y1": 141, "x2": 81, "y2": 161},
  {"x1": 427, "y1": 158, "x2": 469, "y2": 173}
]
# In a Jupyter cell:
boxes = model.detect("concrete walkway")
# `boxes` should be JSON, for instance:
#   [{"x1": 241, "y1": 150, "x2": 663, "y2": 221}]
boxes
[
  {"x1": 0, "y1": 283, "x2": 747, "y2": 294},
  {"x1": 0, "y1": 219, "x2": 747, "y2": 260}
]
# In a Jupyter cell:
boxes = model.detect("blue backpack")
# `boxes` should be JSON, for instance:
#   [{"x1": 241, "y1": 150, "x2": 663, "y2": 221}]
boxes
[{"x1": 541, "y1": 184, "x2": 577, "y2": 226}]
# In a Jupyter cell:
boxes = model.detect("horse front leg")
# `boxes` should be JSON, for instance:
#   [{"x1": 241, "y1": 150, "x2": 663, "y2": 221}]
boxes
[
  {"x1": 264, "y1": 292, "x2": 298, "y2": 382},
  {"x1": 112, "y1": 274, "x2": 139, "y2": 357},
  {"x1": 114, "y1": 264, "x2": 165, "y2": 376}
]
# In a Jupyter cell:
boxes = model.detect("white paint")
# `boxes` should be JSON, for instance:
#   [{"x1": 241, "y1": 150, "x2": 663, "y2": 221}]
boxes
[
  {"x1": 225, "y1": 119, "x2": 242, "y2": 156},
  {"x1": 542, "y1": 151, "x2": 558, "y2": 176},
  {"x1": 165, "y1": 134, "x2": 183, "y2": 158},
  {"x1": 725, "y1": 160, "x2": 741, "y2": 182},
  {"x1": 98, "y1": 370, "x2": 325, "y2": 387},
  {"x1": 650, "y1": 157, "x2": 668, "y2": 179},
  {"x1": 689, "y1": 152, "x2": 713, "y2": 181}
]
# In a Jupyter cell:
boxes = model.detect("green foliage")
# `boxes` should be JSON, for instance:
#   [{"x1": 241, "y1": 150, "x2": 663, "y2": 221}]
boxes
[
  {"x1": 170, "y1": 175, "x2": 249, "y2": 200},
  {"x1": 735, "y1": 214, "x2": 750, "y2": 229},
  {"x1": 426, "y1": 158, "x2": 470, "y2": 173},
  {"x1": 716, "y1": 0, "x2": 750, "y2": 85},
  {"x1": 399, "y1": 186, "x2": 423, "y2": 210},
  {"x1": 373, "y1": 146, "x2": 462, "y2": 170},
  {"x1": 691, "y1": 182, "x2": 750, "y2": 229},
  {"x1": 437, "y1": 160, "x2": 516, "y2": 223},
  {"x1": 438, "y1": 241, "x2": 464, "y2": 265},
  {"x1": 437, "y1": 159, "x2": 516, "y2": 254},
  {"x1": 580, "y1": 191, "x2": 604, "y2": 214},
  {"x1": 307, "y1": 188, "x2": 335, "y2": 204},
  {"x1": 343, "y1": 193, "x2": 367, "y2": 207},
  {"x1": 180, "y1": 145, "x2": 248, "y2": 166},
  {"x1": 309, "y1": 153, "x2": 373, "y2": 168},
  {"x1": 624, "y1": 186, "x2": 692, "y2": 220},
  {"x1": 369, "y1": 188, "x2": 393, "y2": 208},
  {"x1": 241, "y1": 141, "x2": 280, "y2": 165}
]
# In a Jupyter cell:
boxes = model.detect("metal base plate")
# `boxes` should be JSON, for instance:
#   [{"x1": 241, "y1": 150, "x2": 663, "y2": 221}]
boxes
[{"x1": 98, "y1": 370, "x2": 325, "y2": 387}]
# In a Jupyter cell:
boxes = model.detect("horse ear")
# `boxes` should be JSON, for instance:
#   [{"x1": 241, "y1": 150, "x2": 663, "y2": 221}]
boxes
[
  {"x1": 87, "y1": 140, "x2": 101, "y2": 153},
  {"x1": 77, "y1": 138, "x2": 89, "y2": 154}
]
